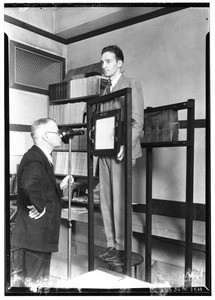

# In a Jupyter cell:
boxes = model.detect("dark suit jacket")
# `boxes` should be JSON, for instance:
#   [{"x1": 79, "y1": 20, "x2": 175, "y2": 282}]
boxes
[
  {"x1": 11, "y1": 145, "x2": 62, "y2": 253},
  {"x1": 104, "y1": 74, "x2": 144, "y2": 159}
]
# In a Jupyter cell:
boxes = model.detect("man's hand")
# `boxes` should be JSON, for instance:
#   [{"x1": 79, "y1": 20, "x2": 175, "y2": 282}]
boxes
[
  {"x1": 117, "y1": 145, "x2": 136, "y2": 167},
  {"x1": 117, "y1": 145, "x2": 125, "y2": 161},
  {"x1": 132, "y1": 159, "x2": 136, "y2": 167},
  {"x1": 60, "y1": 174, "x2": 74, "y2": 190},
  {"x1": 27, "y1": 205, "x2": 46, "y2": 219}
]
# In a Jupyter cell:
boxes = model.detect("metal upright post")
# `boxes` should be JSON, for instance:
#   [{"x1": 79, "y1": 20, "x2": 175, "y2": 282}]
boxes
[
  {"x1": 87, "y1": 103, "x2": 94, "y2": 271},
  {"x1": 124, "y1": 88, "x2": 132, "y2": 276},
  {"x1": 184, "y1": 99, "x2": 195, "y2": 287},
  {"x1": 205, "y1": 32, "x2": 211, "y2": 292},
  {"x1": 145, "y1": 147, "x2": 153, "y2": 282},
  {"x1": 67, "y1": 137, "x2": 73, "y2": 280}
]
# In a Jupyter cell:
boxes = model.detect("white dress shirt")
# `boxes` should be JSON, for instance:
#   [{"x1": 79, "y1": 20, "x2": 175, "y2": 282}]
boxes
[{"x1": 37, "y1": 145, "x2": 53, "y2": 165}]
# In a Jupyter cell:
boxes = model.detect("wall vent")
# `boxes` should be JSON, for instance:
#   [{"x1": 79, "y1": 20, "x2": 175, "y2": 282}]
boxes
[{"x1": 10, "y1": 40, "x2": 65, "y2": 95}]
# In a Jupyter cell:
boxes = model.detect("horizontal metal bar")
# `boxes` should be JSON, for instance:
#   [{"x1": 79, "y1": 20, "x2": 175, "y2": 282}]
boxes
[
  {"x1": 141, "y1": 141, "x2": 190, "y2": 148},
  {"x1": 132, "y1": 200, "x2": 205, "y2": 222},
  {"x1": 144, "y1": 99, "x2": 194, "y2": 113},
  {"x1": 133, "y1": 232, "x2": 206, "y2": 252},
  {"x1": 179, "y1": 119, "x2": 206, "y2": 129}
]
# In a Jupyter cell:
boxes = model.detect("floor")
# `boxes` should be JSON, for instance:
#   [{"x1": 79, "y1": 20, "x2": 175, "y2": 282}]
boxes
[{"x1": 50, "y1": 254, "x2": 109, "y2": 283}]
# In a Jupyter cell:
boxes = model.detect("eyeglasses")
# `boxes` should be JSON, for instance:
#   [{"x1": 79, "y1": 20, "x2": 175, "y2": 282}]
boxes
[{"x1": 46, "y1": 130, "x2": 60, "y2": 136}]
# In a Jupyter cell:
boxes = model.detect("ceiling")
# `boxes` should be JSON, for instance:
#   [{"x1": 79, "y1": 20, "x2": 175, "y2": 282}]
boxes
[
  {"x1": 53, "y1": 7, "x2": 163, "y2": 39},
  {"x1": 4, "y1": 5, "x2": 187, "y2": 44}
]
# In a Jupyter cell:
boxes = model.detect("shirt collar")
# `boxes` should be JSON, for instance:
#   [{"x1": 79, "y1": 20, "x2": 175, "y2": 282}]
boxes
[
  {"x1": 37, "y1": 145, "x2": 53, "y2": 165},
  {"x1": 110, "y1": 73, "x2": 122, "y2": 90}
]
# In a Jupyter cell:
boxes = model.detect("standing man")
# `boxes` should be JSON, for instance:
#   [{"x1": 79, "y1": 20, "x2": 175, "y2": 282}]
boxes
[
  {"x1": 98, "y1": 45, "x2": 144, "y2": 263},
  {"x1": 11, "y1": 118, "x2": 73, "y2": 287}
]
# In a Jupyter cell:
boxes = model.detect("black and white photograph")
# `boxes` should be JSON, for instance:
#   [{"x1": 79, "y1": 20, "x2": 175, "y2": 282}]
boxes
[{"x1": 4, "y1": 1, "x2": 212, "y2": 296}]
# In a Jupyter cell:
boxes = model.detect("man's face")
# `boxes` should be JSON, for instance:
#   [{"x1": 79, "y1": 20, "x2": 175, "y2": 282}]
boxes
[
  {"x1": 45, "y1": 121, "x2": 61, "y2": 148},
  {"x1": 101, "y1": 51, "x2": 122, "y2": 79}
]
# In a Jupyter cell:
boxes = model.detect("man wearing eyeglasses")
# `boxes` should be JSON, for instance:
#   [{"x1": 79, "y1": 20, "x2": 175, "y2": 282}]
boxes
[{"x1": 11, "y1": 118, "x2": 73, "y2": 287}]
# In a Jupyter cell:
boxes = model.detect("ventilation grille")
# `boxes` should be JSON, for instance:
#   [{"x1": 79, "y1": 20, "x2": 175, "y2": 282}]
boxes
[{"x1": 10, "y1": 40, "x2": 65, "y2": 94}]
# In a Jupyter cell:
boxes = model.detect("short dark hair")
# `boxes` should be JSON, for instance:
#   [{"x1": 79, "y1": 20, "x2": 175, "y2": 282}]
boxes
[{"x1": 101, "y1": 45, "x2": 124, "y2": 62}]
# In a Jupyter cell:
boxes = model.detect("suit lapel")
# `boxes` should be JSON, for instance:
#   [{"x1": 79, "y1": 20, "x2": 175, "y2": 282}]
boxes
[
  {"x1": 33, "y1": 146, "x2": 61, "y2": 198},
  {"x1": 112, "y1": 74, "x2": 125, "y2": 92}
]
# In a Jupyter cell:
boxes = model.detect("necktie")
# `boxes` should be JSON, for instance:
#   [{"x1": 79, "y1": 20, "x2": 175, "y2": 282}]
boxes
[
  {"x1": 102, "y1": 79, "x2": 112, "y2": 111},
  {"x1": 105, "y1": 79, "x2": 112, "y2": 94},
  {"x1": 94, "y1": 79, "x2": 112, "y2": 113}
]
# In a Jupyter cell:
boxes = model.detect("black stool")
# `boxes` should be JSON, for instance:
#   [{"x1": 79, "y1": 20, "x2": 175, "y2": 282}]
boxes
[{"x1": 107, "y1": 252, "x2": 143, "y2": 278}]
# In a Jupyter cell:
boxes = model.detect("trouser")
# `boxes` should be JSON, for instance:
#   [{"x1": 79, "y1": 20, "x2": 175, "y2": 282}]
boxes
[
  {"x1": 99, "y1": 157, "x2": 125, "y2": 250},
  {"x1": 21, "y1": 248, "x2": 52, "y2": 286}
]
